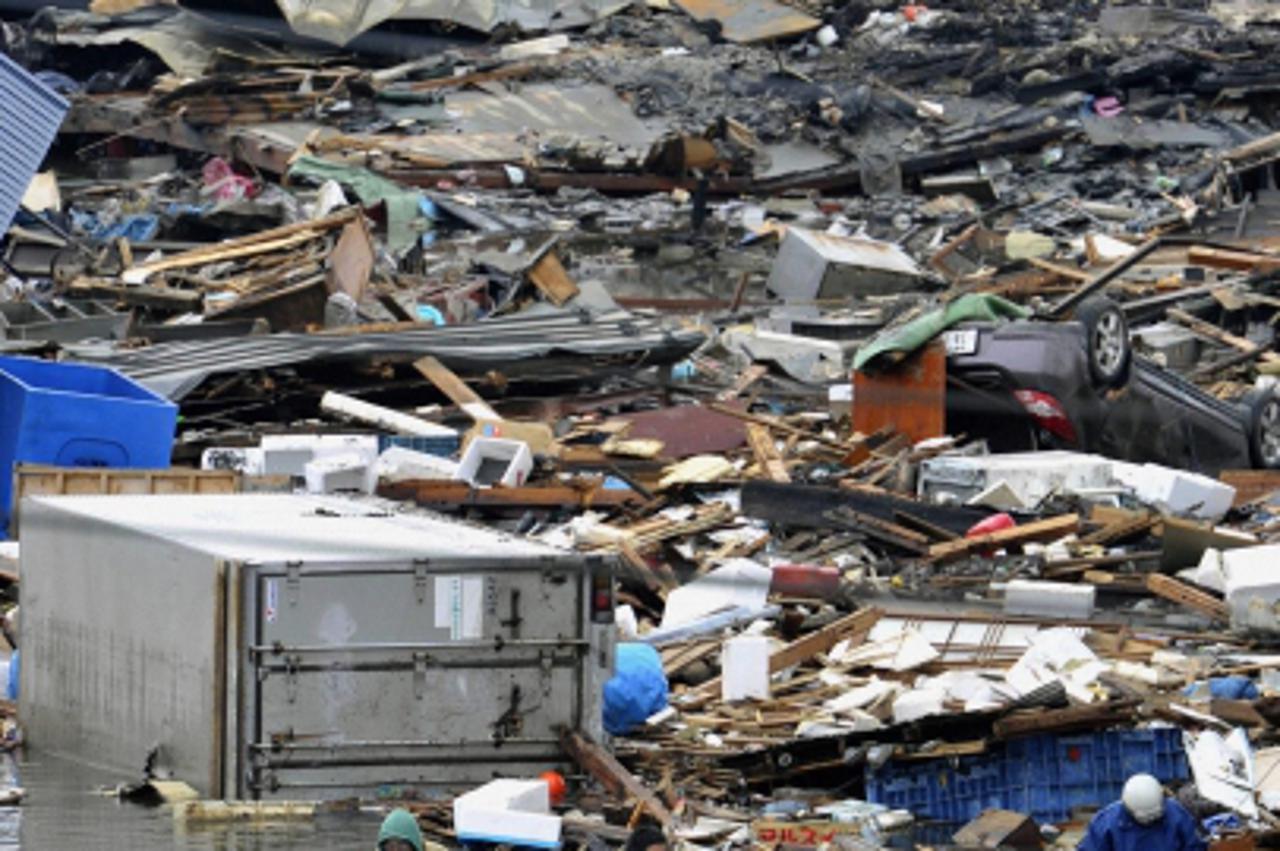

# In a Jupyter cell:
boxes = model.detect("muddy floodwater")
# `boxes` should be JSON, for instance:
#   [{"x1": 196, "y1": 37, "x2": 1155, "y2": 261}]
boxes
[{"x1": 7, "y1": 751, "x2": 383, "y2": 849}]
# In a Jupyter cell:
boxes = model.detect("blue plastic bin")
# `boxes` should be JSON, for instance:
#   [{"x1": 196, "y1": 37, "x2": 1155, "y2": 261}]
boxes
[
  {"x1": 866, "y1": 728, "x2": 1188, "y2": 824},
  {"x1": 0, "y1": 356, "x2": 177, "y2": 537}
]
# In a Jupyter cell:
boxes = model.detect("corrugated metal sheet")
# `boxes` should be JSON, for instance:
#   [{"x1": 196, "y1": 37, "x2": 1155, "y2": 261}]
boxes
[
  {"x1": 68, "y1": 309, "x2": 706, "y2": 400},
  {"x1": 0, "y1": 53, "x2": 68, "y2": 233}
]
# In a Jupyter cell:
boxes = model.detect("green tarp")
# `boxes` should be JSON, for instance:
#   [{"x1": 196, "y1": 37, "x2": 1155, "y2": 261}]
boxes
[
  {"x1": 853, "y1": 293, "x2": 1030, "y2": 372},
  {"x1": 288, "y1": 156, "x2": 425, "y2": 254}
]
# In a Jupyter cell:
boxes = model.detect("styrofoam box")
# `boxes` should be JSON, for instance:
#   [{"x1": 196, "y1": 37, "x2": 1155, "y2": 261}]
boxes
[
  {"x1": 453, "y1": 779, "x2": 561, "y2": 848},
  {"x1": 1222, "y1": 544, "x2": 1280, "y2": 632},
  {"x1": 455, "y1": 438, "x2": 533, "y2": 488},
  {"x1": 1111, "y1": 461, "x2": 1235, "y2": 521}
]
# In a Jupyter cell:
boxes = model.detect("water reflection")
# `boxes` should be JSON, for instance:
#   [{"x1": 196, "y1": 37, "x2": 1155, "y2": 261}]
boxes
[{"x1": 11, "y1": 751, "x2": 380, "y2": 849}]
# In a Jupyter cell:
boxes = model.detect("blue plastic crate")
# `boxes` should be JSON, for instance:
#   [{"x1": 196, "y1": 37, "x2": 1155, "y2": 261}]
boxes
[
  {"x1": 0, "y1": 356, "x2": 177, "y2": 537},
  {"x1": 866, "y1": 729, "x2": 1188, "y2": 824},
  {"x1": 377, "y1": 434, "x2": 460, "y2": 458}
]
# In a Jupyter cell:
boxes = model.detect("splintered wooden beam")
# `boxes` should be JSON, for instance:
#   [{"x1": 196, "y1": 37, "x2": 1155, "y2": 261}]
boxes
[
  {"x1": 1146, "y1": 573, "x2": 1229, "y2": 622},
  {"x1": 121, "y1": 208, "x2": 358, "y2": 283},
  {"x1": 527, "y1": 251, "x2": 581, "y2": 306},
  {"x1": 1187, "y1": 246, "x2": 1280, "y2": 273},
  {"x1": 746, "y1": 423, "x2": 791, "y2": 483},
  {"x1": 692, "y1": 608, "x2": 883, "y2": 699},
  {"x1": 993, "y1": 699, "x2": 1139, "y2": 739},
  {"x1": 1166, "y1": 307, "x2": 1280, "y2": 364},
  {"x1": 560, "y1": 730, "x2": 673, "y2": 828},
  {"x1": 927, "y1": 514, "x2": 1079, "y2": 564},
  {"x1": 1080, "y1": 512, "x2": 1155, "y2": 546},
  {"x1": 826, "y1": 506, "x2": 929, "y2": 554},
  {"x1": 376, "y1": 480, "x2": 638, "y2": 508},
  {"x1": 716, "y1": 364, "x2": 769, "y2": 402},
  {"x1": 707, "y1": 403, "x2": 861, "y2": 452},
  {"x1": 413, "y1": 356, "x2": 502, "y2": 422}
]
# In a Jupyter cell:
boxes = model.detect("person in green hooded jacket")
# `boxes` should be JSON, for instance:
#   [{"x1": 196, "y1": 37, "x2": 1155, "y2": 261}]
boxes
[{"x1": 377, "y1": 808, "x2": 424, "y2": 851}]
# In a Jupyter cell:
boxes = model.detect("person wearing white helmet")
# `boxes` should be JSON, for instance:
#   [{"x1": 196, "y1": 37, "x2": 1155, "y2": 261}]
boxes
[{"x1": 1078, "y1": 773, "x2": 1205, "y2": 851}]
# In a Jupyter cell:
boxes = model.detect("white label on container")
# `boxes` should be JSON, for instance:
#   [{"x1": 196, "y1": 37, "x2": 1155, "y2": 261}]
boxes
[
  {"x1": 265, "y1": 579, "x2": 279, "y2": 624},
  {"x1": 434, "y1": 576, "x2": 483, "y2": 640}
]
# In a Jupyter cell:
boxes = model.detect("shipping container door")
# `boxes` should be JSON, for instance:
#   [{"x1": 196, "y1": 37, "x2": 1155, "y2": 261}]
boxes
[{"x1": 243, "y1": 558, "x2": 592, "y2": 799}]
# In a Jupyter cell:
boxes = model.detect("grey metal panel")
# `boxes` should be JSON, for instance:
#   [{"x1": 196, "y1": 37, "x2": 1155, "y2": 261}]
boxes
[
  {"x1": 18, "y1": 499, "x2": 226, "y2": 793},
  {"x1": 243, "y1": 557, "x2": 609, "y2": 799},
  {"x1": 0, "y1": 53, "x2": 69, "y2": 233},
  {"x1": 19, "y1": 495, "x2": 613, "y2": 800},
  {"x1": 65, "y1": 309, "x2": 706, "y2": 400}
]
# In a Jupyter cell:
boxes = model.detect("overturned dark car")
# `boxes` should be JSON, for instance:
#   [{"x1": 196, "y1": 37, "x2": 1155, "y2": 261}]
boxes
[{"x1": 938, "y1": 297, "x2": 1280, "y2": 475}]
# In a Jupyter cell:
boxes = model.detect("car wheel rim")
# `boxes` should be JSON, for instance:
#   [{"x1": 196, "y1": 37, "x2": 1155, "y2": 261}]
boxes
[
  {"x1": 1093, "y1": 312, "x2": 1125, "y2": 376},
  {"x1": 1262, "y1": 400, "x2": 1280, "y2": 466}
]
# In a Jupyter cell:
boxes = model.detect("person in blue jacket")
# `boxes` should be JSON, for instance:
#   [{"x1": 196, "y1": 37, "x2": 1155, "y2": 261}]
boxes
[{"x1": 1079, "y1": 773, "x2": 1206, "y2": 851}]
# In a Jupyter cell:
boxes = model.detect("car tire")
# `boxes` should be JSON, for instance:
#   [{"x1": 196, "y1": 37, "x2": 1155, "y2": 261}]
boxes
[
  {"x1": 1246, "y1": 389, "x2": 1280, "y2": 469},
  {"x1": 1077, "y1": 297, "x2": 1131, "y2": 388}
]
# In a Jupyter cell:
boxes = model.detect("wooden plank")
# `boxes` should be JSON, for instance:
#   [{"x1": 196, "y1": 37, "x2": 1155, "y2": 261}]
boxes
[
  {"x1": 692, "y1": 608, "x2": 883, "y2": 700},
  {"x1": 377, "y1": 480, "x2": 639, "y2": 509},
  {"x1": 326, "y1": 217, "x2": 374, "y2": 301},
  {"x1": 1081, "y1": 570, "x2": 1151, "y2": 593},
  {"x1": 1080, "y1": 511, "x2": 1154, "y2": 546},
  {"x1": 413, "y1": 356, "x2": 502, "y2": 422},
  {"x1": 527, "y1": 252, "x2": 580, "y2": 307},
  {"x1": 1146, "y1": 573, "x2": 1229, "y2": 622},
  {"x1": 993, "y1": 700, "x2": 1138, "y2": 739},
  {"x1": 1167, "y1": 307, "x2": 1280, "y2": 364},
  {"x1": 560, "y1": 730, "x2": 673, "y2": 828},
  {"x1": 892, "y1": 509, "x2": 959, "y2": 543},
  {"x1": 1028, "y1": 256, "x2": 1093, "y2": 282},
  {"x1": 68, "y1": 280, "x2": 203, "y2": 310},
  {"x1": 1227, "y1": 129, "x2": 1280, "y2": 162},
  {"x1": 11, "y1": 465, "x2": 239, "y2": 536},
  {"x1": 1209, "y1": 698, "x2": 1267, "y2": 728},
  {"x1": 1220, "y1": 470, "x2": 1280, "y2": 507},
  {"x1": 769, "y1": 607, "x2": 883, "y2": 673},
  {"x1": 661, "y1": 640, "x2": 720, "y2": 677},
  {"x1": 826, "y1": 507, "x2": 929, "y2": 554},
  {"x1": 892, "y1": 741, "x2": 987, "y2": 761},
  {"x1": 707, "y1": 403, "x2": 859, "y2": 452},
  {"x1": 1189, "y1": 246, "x2": 1280, "y2": 273},
  {"x1": 716, "y1": 364, "x2": 768, "y2": 403},
  {"x1": 745, "y1": 423, "x2": 790, "y2": 483},
  {"x1": 928, "y1": 514, "x2": 1079, "y2": 564}
]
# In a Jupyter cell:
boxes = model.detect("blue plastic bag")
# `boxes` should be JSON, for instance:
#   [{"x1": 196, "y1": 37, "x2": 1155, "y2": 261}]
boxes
[
  {"x1": 603, "y1": 643, "x2": 668, "y2": 736},
  {"x1": 1184, "y1": 675, "x2": 1258, "y2": 701}
]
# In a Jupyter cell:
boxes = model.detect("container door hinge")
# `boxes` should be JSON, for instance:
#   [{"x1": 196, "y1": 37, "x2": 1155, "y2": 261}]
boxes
[
  {"x1": 499, "y1": 588, "x2": 523, "y2": 639},
  {"x1": 284, "y1": 654, "x2": 300, "y2": 704},
  {"x1": 285, "y1": 562, "x2": 302, "y2": 607},
  {"x1": 413, "y1": 562, "x2": 429, "y2": 605},
  {"x1": 539, "y1": 650, "x2": 554, "y2": 697},
  {"x1": 413, "y1": 653, "x2": 428, "y2": 700}
]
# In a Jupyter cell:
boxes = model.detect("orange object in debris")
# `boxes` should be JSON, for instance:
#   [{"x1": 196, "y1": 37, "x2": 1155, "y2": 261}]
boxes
[
  {"x1": 540, "y1": 770, "x2": 566, "y2": 806},
  {"x1": 902, "y1": 4, "x2": 926, "y2": 22},
  {"x1": 852, "y1": 341, "x2": 946, "y2": 446}
]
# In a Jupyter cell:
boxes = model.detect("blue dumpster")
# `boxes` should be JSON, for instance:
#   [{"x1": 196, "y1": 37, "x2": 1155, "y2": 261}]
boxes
[
  {"x1": 0, "y1": 356, "x2": 177, "y2": 537},
  {"x1": 866, "y1": 728, "x2": 1189, "y2": 824}
]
